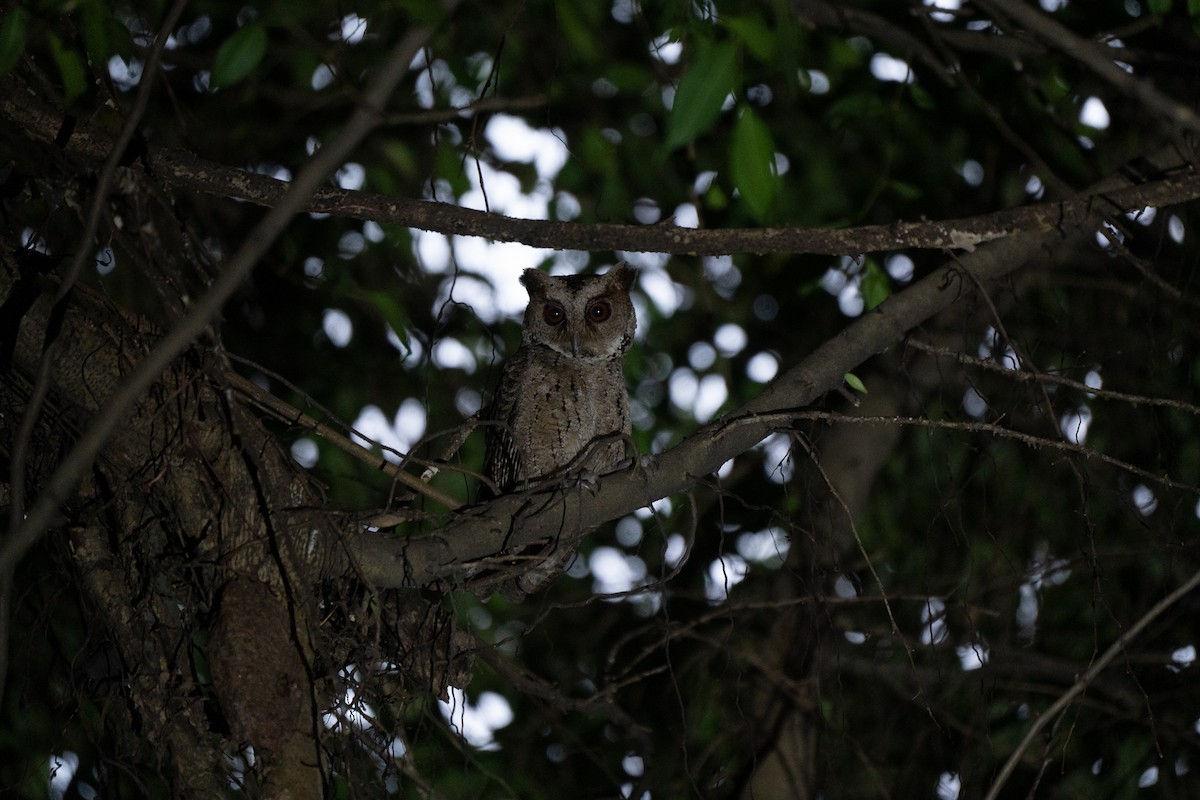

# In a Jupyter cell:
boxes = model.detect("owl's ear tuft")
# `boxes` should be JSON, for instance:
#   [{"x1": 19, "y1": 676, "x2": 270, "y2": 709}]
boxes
[
  {"x1": 607, "y1": 263, "x2": 636, "y2": 293},
  {"x1": 520, "y1": 269, "x2": 550, "y2": 292}
]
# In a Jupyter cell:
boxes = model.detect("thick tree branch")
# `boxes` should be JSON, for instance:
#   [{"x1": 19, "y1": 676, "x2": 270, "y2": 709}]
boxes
[
  {"x1": 1, "y1": 82, "x2": 1196, "y2": 257},
  {"x1": 350, "y1": 231, "x2": 1043, "y2": 587},
  {"x1": 348, "y1": 145, "x2": 1199, "y2": 589},
  {"x1": 162, "y1": 166, "x2": 1200, "y2": 255}
]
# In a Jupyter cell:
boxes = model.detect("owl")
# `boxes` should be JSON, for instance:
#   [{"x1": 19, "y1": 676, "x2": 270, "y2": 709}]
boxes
[{"x1": 480, "y1": 263, "x2": 637, "y2": 597}]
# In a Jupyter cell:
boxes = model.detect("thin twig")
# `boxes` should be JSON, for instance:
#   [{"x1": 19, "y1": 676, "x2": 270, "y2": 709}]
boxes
[
  {"x1": 977, "y1": 0, "x2": 1200, "y2": 136},
  {"x1": 982, "y1": 564, "x2": 1200, "y2": 800},
  {"x1": 793, "y1": 433, "x2": 931, "y2": 711},
  {"x1": 1, "y1": 0, "x2": 190, "y2": 711},
  {"x1": 904, "y1": 339, "x2": 1200, "y2": 416},
  {"x1": 225, "y1": 370, "x2": 464, "y2": 510},
  {"x1": 916, "y1": 9, "x2": 1073, "y2": 197},
  {"x1": 718, "y1": 406, "x2": 1198, "y2": 497}
]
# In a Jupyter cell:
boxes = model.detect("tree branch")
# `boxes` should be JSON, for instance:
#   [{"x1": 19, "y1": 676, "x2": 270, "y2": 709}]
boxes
[
  {"x1": 982, "y1": 562, "x2": 1200, "y2": 800},
  {"x1": 789, "y1": 411, "x2": 1198, "y2": 496},
  {"x1": 791, "y1": 0, "x2": 953, "y2": 82},
  {"x1": 351, "y1": 227, "x2": 1053, "y2": 588},
  {"x1": 976, "y1": 0, "x2": 1200, "y2": 136},
  {"x1": 349, "y1": 142, "x2": 1198, "y2": 589},
  {"x1": 225, "y1": 369, "x2": 464, "y2": 510},
  {"x1": 2, "y1": 81, "x2": 1197, "y2": 257}
]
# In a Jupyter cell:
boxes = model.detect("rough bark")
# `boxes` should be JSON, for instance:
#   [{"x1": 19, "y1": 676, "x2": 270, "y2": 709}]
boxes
[
  {"x1": 4, "y1": 51, "x2": 1199, "y2": 795},
  {"x1": 3, "y1": 249, "x2": 328, "y2": 793}
]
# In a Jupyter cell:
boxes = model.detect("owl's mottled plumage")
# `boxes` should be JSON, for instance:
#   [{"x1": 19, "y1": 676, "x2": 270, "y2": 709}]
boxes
[
  {"x1": 483, "y1": 264, "x2": 636, "y2": 493},
  {"x1": 480, "y1": 264, "x2": 637, "y2": 597}
]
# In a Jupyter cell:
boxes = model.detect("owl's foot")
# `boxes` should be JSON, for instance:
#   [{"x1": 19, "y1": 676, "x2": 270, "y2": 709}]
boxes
[
  {"x1": 496, "y1": 548, "x2": 574, "y2": 602},
  {"x1": 576, "y1": 468, "x2": 601, "y2": 495}
]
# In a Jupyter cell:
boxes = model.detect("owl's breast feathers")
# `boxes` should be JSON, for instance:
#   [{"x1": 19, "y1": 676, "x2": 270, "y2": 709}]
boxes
[{"x1": 481, "y1": 344, "x2": 629, "y2": 496}]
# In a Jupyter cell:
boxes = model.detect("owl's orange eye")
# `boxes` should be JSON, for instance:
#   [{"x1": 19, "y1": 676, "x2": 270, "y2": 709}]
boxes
[
  {"x1": 587, "y1": 300, "x2": 611, "y2": 322},
  {"x1": 543, "y1": 303, "x2": 565, "y2": 325}
]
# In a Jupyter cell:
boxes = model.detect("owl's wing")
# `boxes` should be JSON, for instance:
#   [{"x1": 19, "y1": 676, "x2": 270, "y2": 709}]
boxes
[{"x1": 480, "y1": 358, "x2": 525, "y2": 500}]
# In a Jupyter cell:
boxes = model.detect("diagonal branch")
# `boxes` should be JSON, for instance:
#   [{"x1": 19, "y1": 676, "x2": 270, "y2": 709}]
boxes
[
  {"x1": 976, "y1": 0, "x2": 1200, "y2": 136},
  {"x1": 982, "y1": 562, "x2": 1200, "y2": 800},
  {"x1": 348, "y1": 147, "x2": 1200, "y2": 589},
  {"x1": 351, "y1": 229, "x2": 1048, "y2": 587}
]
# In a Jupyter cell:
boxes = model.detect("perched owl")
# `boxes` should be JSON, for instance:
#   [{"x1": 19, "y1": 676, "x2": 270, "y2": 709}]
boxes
[{"x1": 481, "y1": 264, "x2": 637, "y2": 597}]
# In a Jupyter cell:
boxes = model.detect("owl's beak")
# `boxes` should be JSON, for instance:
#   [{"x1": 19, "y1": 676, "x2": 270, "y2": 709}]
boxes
[{"x1": 571, "y1": 334, "x2": 581, "y2": 357}]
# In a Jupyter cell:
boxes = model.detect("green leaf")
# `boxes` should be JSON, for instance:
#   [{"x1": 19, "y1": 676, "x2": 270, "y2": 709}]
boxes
[
  {"x1": 0, "y1": 6, "x2": 28, "y2": 76},
  {"x1": 79, "y1": 0, "x2": 116, "y2": 64},
  {"x1": 824, "y1": 92, "x2": 887, "y2": 129},
  {"x1": 364, "y1": 290, "x2": 411, "y2": 352},
  {"x1": 889, "y1": 179, "x2": 923, "y2": 201},
  {"x1": 844, "y1": 372, "x2": 868, "y2": 395},
  {"x1": 729, "y1": 106, "x2": 778, "y2": 221},
  {"x1": 48, "y1": 32, "x2": 87, "y2": 103},
  {"x1": 332, "y1": 277, "x2": 413, "y2": 355},
  {"x1": 861, "y1": 260, "x2": 891, "y2": 309},
  {"x1": 210, "y1": 23, "x2": 267, "y2": 89},
  {"x1": 724, "y1": 13, "x2": 774, "y2": 63},
  {"x1": 664, "y1": 41, "x2": 738, "y2": 150},
  {"x1": 557, "y1": 1, "x2": 602, "y2": 62},
  {"x1": 907, "y1": 82, "x2": 935, "y2": 111},
  {"x1": 605, "y1": 62, "x2": 653, "y2": 94},
  {"x1": 1149, "y1": 0, "x2": 1172, "y2": 13},
  {"x1": 704, "y1": 181, "x2": 729, "y2": 210}
]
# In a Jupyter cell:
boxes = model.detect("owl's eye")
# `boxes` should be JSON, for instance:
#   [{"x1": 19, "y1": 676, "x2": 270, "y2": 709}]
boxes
[
  {"x1": 586, "y1": 300, "x2": 612, "y2": 322},
  {"x1": 543, "y1": 303, "x2": 565, "y2": 325}
]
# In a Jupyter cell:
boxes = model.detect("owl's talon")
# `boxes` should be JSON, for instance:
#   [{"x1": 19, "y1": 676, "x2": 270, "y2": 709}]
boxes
[{"x1": 577, "y1": 469, "x2": 601, "y2": 495}]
